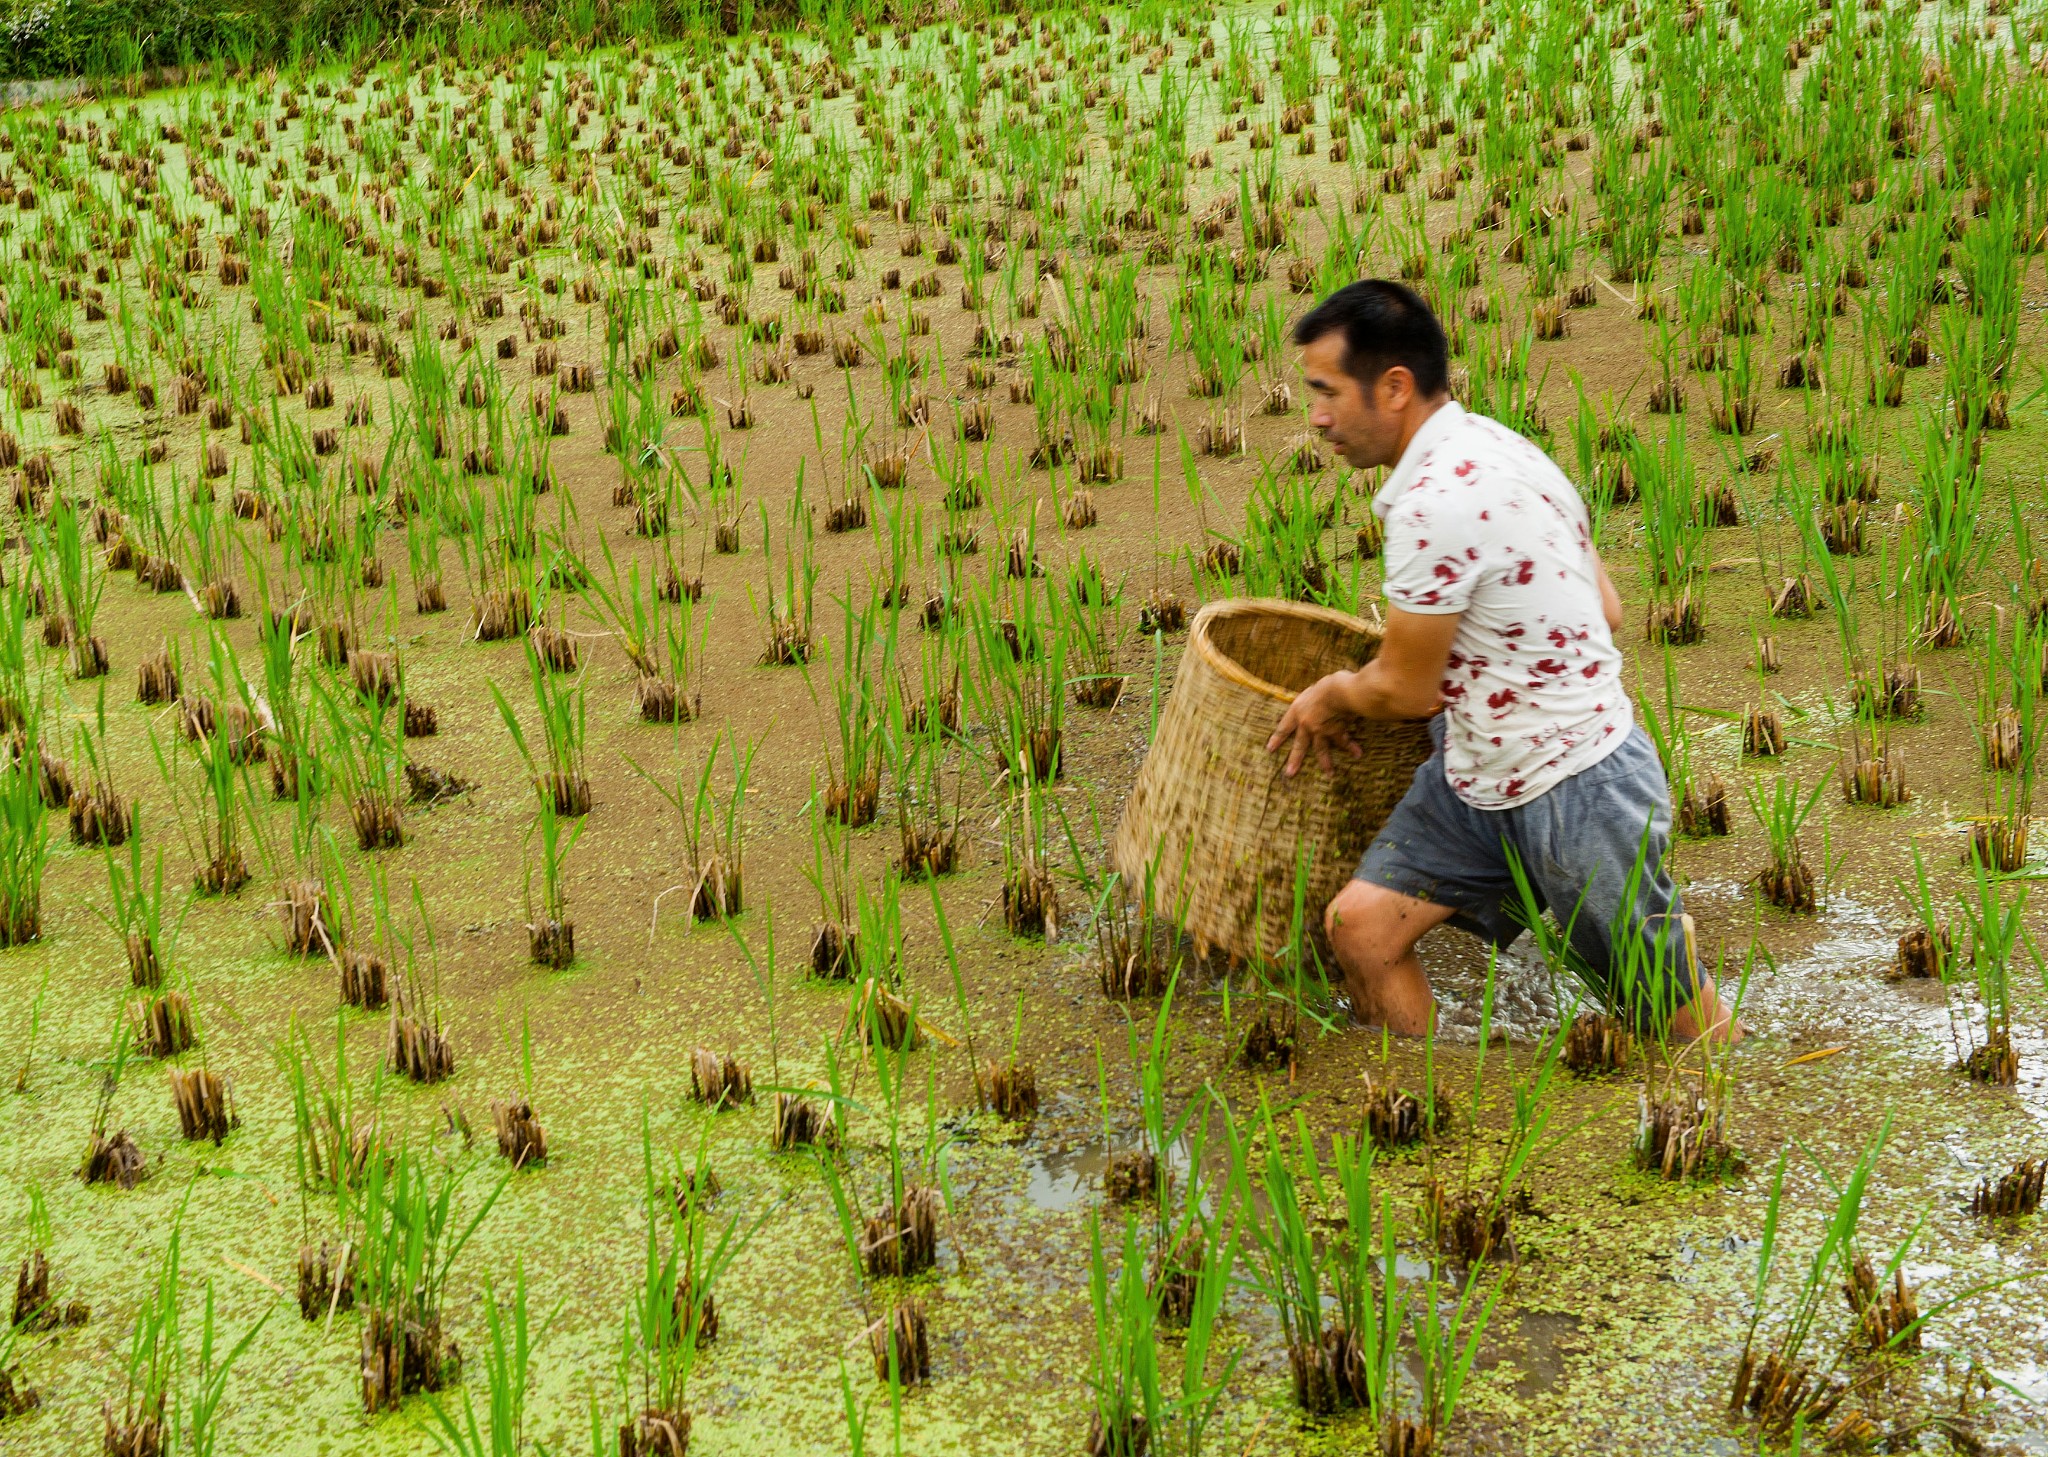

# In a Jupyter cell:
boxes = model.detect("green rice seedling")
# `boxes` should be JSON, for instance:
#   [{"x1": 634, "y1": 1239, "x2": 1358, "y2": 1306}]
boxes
[
  {"x1": 1395, "y1": 1254, "x2": 1503, "y2": 1455},
  {"x1": 1239, "y1": 462, "x2": 1334, "y2": 606},
  {"x1": 389, "y1": 882, "x2": 457, "y2": 1085},
  {"x1": 922, "y1": 881, "x2": 983, "y2": 1108},
  {"x1": 37, "y1": 497, "x2": 108, "y2": 678},
  {"x1": 1745, "y1": 774, "x2": 1831, "y2": 913},
  {"x1": 352, "y1": 1145, "x2": 509, "y2": 1413},
  {"x1": 850, "y1": 873, "x2": 913, "y2": 1052},
  {"x1": 836, "y1": 975, "x2": 944, "y2": 1278},
  {"x1": 151, "y1": 631, "x2": 264, "y2": 896},
  {"x1": 757, "y1": 483, "x2": 819, "y2": 666},
  {"x1": 425, "y1": 1260, "x2": 533, "y2": 1457},
  {"x1": 177, "y1": 1277, "x2": 272, "y2": 1457},
  {"x1": 1176, "y1": 430, "x2": 1242, "y2": 590},
  {"x1": 868, "y1": 474, "x2": 921, "y2": 605},
  {"x1": 639, "y1": 729, "x2": 755, "y2": 927},
  {"x1": 802, "y1": 787, "x2": 860, "y2": 980},
  {"x1": 1946, "y1": 857, "x2": 2029, "y2": 1085},
  {"x1": 1085, "y1": 1214, "x2": 1163, "y2": 1457},
  {"x1": 838, "y1": 1360, "x2": 870, "y2": 1457},
  {"x1": 1231, "y1": 1089, "x2": 1358, "y2": 1416},
  {"x1": 1425, "y1": 947, "x2": 1569, "y2": 1262},
  {"x1": 0, "y1": 1302, "x2": 38, "y2": 1416},
  {"x1": 963, "y1": 573, "x2": 1066, "y2": 787},
  {"x1": 524, "y1": 786, "x2": 583, "y2": 970},
  {"x1": 1967, "y1": 703, "x2": 2036, "y2": 874},
  {"x1": 454, "y1": 483, "x2": 539, "y2": 645},
  {"x1": 104, "y1": 1204, "x2": 184, "y2": 1451},
  {"x1": 251, "y1": 581, "x2": 322, "y2": 805},
  {"x1": 1596, "y1": 139, "x2": 1670, "y2": 285},
  {"x1": 1321, "y1": 1131, "x2": 1399, "y2": 1417},
  {"x1": 670, "y1": 1124, "x2": 772, "y2": 1353},
  {"x1": 177, "y1": 478, "x2": 246, "y2": 619},
  {"x1": 1464, "y1": 320, "x2": 1549, "y2": 443},
  {"x1": 0, "y1": 741, "x2": 48, "y2": 947},
  {"x1": 0, "y1": 588, "x2": 30, "y2": 726},
  {"x1": 1092, "y1": 857, "x2": 1181, "y2": 1005},
  {"x1": 279, "y1": 1009, "x2": 385, "y2": 1212},
  {"x1": 1728, "y1": 1125, "x2": 1902, "y2": 1437},
  {"x1": 1805, "y1": 514, "x2": 1908, "y2": 806},
  {"x1": 1638, "y1": 646, "x2": 1730, "y2": 835},
  {"x1": 1238, "y1": 838, "x2": 1337, "y2": 1047},
  {"x1": 1972, "y1": 610, "x2": 2036, "y2": 777},
  {"x1": 893, "y1": 629, "x2": 963, "y2": 878},
  {"x1": 10, "y1": 968, "x2": 48, "y2": 1093},
  {"x1": 997, "y1": 764, "x2": 1059, "y2": 940},
  {"x1": 1850, "y1": 521, "x2": 1924, "y2": 726},
  {"x1": 1066, "y1": 552, "x2": 1124, "y2": 709},
  {"x1": 728, "y1": 907, "x2": 829, "y2": 1149},
  {"x1": 1100, "y1": 979, "x2": 1194, "y2": 1208},
  {"x1": 65, "y1": 681, "x2": 131, "y2": 846},
  {"x1": 1709, "y1": 319, "x2": 1762, "y2": 438},
  {"x1": 315, "y1": 673, "x2": 406, "y2": 852},
  {"x1": 80, "y1": 1018, "x2": 145, "y2": 1188},
  {"x1": 1632, "y1": 422, "x2": 1709, "y2": 644},
  {"x1": 490, "y1": 635, "x2": 591, "y2": 816},
  {"x1": 822, "y1": 590, "x2": 888, "y2": 827},
  {"x1": 1908, "y1": 412, "x2": 1991, "y2": 649},
  {"x1": 1160, "y1": 1164, "x2": 1241, "y2": 1455},
  {"x1": 1567, "y1": 374, "x2": 1637, "y2": 533},
  {"x1": 588, "y1": 537, "x2": 703, "y2": 723},
  {"x1": 406, "y1": 496, "x2": 449, "y2": 614},
  {"x1": 1892, "y1": 848, "x2": 1951, "y2": 982}
]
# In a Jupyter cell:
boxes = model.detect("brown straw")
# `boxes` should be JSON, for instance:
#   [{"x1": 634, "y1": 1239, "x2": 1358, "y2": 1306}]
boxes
[{"x1": 1111, "y1": 598, "x2": 1432, "y2": 965}]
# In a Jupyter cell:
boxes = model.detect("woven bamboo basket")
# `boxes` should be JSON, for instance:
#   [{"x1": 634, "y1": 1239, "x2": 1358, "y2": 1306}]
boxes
[{"x1": 1111, "y1": 598, "x2": 1433, "y2": 964}]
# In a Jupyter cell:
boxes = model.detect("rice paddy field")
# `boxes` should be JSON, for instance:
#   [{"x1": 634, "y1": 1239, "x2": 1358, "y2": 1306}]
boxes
[{"x1": 2, "y1": 0, "x2": 2048, "y2": 1452}]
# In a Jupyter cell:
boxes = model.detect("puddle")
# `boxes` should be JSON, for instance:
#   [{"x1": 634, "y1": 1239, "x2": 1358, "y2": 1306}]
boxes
[
  {"x1": 1999, "y1": 1362, "x2": 2048, "y2": 1404},
  {"x1": 1433, "y1": 936, "x2": 1563, "y2": 1044},
  {"x1": 1398, "y1": 1309, "x2": 1584, "y2": 1398},
  {"x1": 1019, "y1": 1136, "x2": 1196, "y2": 1213}
]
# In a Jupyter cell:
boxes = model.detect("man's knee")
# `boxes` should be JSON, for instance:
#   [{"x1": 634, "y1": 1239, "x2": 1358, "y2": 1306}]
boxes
[{"x1": 1325, "y1": 879, "x2": 1444, "y2": 965}]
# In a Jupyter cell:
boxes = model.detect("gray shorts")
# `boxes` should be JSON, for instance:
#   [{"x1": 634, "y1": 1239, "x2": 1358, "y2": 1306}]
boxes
[{"x1": 1354, "y1": 716, "x2": 1696, "y2": 1024}]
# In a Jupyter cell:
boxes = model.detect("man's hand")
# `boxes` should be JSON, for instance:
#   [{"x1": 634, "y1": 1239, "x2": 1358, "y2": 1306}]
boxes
[
  {"x1": 1267, "y1": 607, "x2": 1461, "y2": 777},
  {"x1": 1268, "y1": 672, "x2": 1364, "y2": 777}
]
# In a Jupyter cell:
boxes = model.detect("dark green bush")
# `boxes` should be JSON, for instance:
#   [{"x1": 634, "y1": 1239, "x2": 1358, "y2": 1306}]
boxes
[{"x1": 0, "y1": 0, "x2": 762, "y2": 82}]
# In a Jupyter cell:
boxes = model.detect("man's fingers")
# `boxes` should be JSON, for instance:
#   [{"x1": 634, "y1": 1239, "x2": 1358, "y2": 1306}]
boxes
[
  {"x1": 1266, "y1": 704, "x2": 1299, "y2": 753},
  {"x1": 1283, "y1": 732, "x2": 1308, "y2": 778}
]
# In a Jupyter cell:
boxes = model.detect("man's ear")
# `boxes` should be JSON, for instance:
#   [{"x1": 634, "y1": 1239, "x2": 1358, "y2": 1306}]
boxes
[{"x1": 1376, "y1": 364, "x2": 1415, "y2": 412}]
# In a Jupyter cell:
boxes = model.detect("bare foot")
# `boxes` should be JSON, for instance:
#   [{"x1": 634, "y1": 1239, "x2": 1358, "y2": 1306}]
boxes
[
  {"x1": 1672, "y1": 915, "x2": 1744, "y2": 1046},
  {"x1": 1671, "y1": 1001, "x2": 1746, "y2": 1046}
]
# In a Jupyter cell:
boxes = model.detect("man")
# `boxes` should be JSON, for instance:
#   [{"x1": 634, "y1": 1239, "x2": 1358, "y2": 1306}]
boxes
[{"x1": 1267, "y1": 280, "x2": 1737, "y2": 1044}]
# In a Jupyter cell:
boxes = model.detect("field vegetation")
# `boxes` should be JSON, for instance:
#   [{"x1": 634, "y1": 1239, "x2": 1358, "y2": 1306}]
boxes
[{"x1": 0, "y1": 0, "x2": 2046, "y2": 1452}]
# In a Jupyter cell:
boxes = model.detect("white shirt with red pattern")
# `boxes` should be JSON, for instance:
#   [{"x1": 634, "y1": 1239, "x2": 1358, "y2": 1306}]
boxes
[{"x1": 1372, "y1": 400, "x2": 1632, "y2": 810}]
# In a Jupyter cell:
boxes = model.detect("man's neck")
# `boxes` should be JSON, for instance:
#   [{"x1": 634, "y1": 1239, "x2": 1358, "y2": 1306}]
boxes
[{"x1": 1389, "y1": 394, "x2": 1451, "y2": 466}]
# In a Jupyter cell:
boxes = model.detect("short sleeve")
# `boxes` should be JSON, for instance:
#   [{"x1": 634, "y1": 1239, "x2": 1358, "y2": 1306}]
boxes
[{"x1": 1380, "y1": 485, "x2": 1480, "y2": 615}]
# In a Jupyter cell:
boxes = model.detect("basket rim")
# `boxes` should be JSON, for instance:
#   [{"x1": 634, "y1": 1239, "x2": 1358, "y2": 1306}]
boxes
[{"x1": 1191, "y1": 597, "x2": 1383, "y2": 705}]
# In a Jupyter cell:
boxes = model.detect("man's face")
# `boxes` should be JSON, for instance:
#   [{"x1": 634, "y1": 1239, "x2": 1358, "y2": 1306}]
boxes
[{"x1": 1300, "y1": 332, "x2": 1404, "y2": 470}]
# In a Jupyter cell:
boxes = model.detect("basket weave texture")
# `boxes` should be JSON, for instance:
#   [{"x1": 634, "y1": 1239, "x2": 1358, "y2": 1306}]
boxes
[{"x1": 1111, "y1": 599, "x2": 1433, "y2": 963}]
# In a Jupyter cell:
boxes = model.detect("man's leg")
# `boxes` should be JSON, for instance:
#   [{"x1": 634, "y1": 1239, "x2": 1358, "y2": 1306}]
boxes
[
  {"x1": 1669, "y1": 914, "x2": 1743, "y2": 1045},
  {"x1": 1324, "y1": 879, "x2": 1457, "y2": 1036},
  {"x1": 1517, "y1": 728, "x2": 1740, "y2": 1045}
]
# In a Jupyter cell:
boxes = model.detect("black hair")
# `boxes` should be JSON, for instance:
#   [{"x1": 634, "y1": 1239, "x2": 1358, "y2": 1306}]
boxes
[{"x1": 1291, "y1": 280, "x2": 1450, "y2": 399}]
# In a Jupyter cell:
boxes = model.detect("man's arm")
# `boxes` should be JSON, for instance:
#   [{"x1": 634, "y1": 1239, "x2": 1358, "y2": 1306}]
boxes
[
  {"x1": 1596, "y1": 553, "x2": 1623, "y2": 634},
  {"x1": 1266, "y1": 607, "x2": 1462, "y2": 777}
]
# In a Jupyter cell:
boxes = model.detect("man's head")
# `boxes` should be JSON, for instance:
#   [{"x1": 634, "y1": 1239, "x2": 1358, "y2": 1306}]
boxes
[{"x1": 1293, "y1": 280, "x2": 1450, "y2": 470}]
